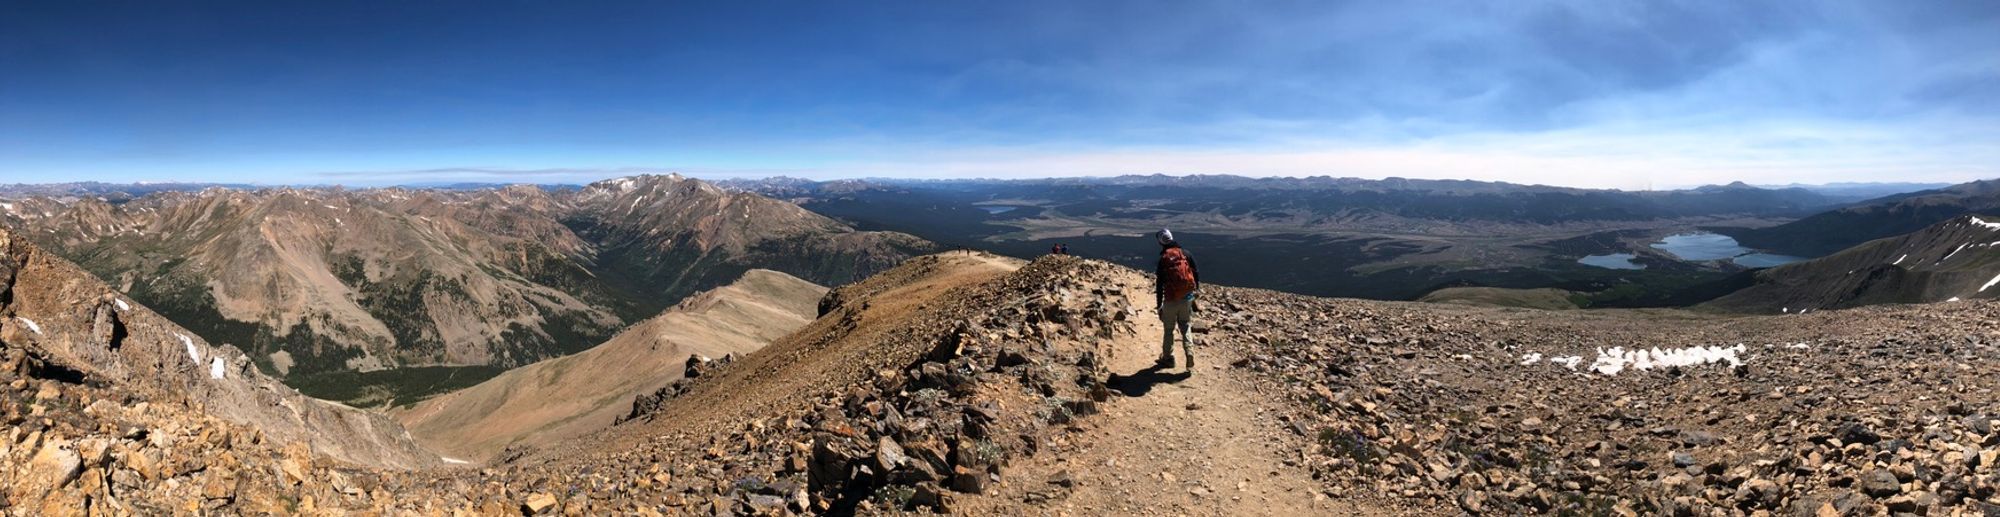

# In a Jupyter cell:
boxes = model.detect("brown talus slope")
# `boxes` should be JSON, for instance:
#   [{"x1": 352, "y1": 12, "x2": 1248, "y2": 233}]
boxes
[
  {"x1": 393, "y1": 269, "x2": 827, "y2": 462},
  {"x1": 1212, "y1": 290, "x2": 2000, "y2": 515}
]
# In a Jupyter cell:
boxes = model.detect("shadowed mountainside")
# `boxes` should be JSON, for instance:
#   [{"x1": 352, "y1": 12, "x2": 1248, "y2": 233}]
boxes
[
  {"x1": 1727, "y1": 179, "x2": 2000, "y2": 257},
  {"x1": 1706, "y1": 215, "x2": 2000, "y2": 312}
]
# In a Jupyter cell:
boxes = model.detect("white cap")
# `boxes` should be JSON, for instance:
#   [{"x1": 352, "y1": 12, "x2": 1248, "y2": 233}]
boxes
[{"x1": 1156, "y1": 229, "x2": 1174, "y2": 246}]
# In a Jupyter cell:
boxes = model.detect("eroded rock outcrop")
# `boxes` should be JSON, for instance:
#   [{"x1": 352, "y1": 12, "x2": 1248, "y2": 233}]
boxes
[{"x1": 0, "y1": 226, "x2": 442, "y2": 514}]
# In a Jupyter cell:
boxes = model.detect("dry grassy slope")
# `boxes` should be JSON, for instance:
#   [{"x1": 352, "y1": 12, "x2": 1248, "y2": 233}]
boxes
[
  {"x1": 0, "y1": 225, "x2": 440, "y2": 470},
  {"x1": 1418, "y1": 286, "x2": 1580, "y2": 310},
  {"x1": 591, "y1": 252, "x2": 1025, "y2": 446},
  {"x1": 392, "y1": 269, "x2": 827, "y2": 462},
  {"x1": 1707, "y1": 215, "x2": 2000, "y2": 312}
]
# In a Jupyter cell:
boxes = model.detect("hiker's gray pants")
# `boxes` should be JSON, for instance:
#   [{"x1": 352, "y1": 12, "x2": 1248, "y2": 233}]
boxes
[{"x1": 1160, "y1": 299, "x2": 1192, "y2": 357}]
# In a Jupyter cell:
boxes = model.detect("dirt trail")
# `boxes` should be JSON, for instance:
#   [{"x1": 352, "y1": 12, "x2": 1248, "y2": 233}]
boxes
[{"x1": 959, "y1": 272, "x2": 1395, "y2": 516}]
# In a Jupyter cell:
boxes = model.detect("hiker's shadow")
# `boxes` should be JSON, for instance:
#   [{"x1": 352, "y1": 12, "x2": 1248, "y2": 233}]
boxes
[{"x1": 1106, "y1": 365, "x2": 1191, "y2": 397}]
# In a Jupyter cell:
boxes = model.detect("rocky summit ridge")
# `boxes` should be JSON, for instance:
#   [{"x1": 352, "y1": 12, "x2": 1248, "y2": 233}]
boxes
[{"x1": 0, "y1": 224, "x2": 441, "y2": 514}]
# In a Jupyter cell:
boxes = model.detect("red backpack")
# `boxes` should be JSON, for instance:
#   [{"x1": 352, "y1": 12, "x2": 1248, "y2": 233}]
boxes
[{"x1": 1159, "y1": 247, "x2": 1197, "y2": 300}]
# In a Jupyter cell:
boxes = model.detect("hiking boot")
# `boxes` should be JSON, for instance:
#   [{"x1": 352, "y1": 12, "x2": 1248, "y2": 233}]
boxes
[
  {"x1": 1185, "y1": 350, "x2": 1195, "y2": 369},
  {"x1": 1155, "y1": 354, "x2": 1175, "y2": 368}
]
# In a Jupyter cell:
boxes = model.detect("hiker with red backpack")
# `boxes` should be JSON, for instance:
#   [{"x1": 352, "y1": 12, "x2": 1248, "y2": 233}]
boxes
[{"x1": 1154, "y1": 229, "x2": 1199, "y2": 369}]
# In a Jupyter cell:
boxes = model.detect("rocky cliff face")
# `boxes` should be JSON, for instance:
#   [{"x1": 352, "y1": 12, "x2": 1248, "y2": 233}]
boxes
[
  {"x1": 1, "y1": 175, "x2": 934, "y2": 383},
  {"x1": 0, "y1": 225, "x2": 443, "y2": 513}
]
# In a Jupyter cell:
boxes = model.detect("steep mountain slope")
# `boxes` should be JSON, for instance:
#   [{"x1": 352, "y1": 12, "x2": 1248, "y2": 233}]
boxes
[
  {"x1": 0, "y1": 225, "x2": 440, "y2": 472},
  {"x1": 392, "y1": 269, "x2": 826, "y2": 461},
  {"x1": 1, "y1": 175, "x2": 933, "y2": 390},
  {"x1": 7, "y1": 251, "x2": 1999, "y2": 515},
  {"x1": 9, "y1": 188, "x2": 625, "y2": 380},
  {"x1": 1728, "y1": 178, "x2": 2000, "y2": 257},
  {"x1": 1705, "y1": 215, "x2": 2000, "y2": 312},
  {"x1": 560, "y1": 175, "x2": 933, "y2": 319}
]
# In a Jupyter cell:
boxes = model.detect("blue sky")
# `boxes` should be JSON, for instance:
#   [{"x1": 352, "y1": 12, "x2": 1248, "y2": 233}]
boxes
[{"x1": 2, "y1": 1, "x2": 1996, "y2": 189}]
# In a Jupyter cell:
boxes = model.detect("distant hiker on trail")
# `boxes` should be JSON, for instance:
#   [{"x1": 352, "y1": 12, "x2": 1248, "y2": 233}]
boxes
[
  {"x1": 1154, "y1": 229, "x2": 1199, "y2": 368},
  {"x1": 1050, "y1": 243, "x2": 1066, "y2": 255}
]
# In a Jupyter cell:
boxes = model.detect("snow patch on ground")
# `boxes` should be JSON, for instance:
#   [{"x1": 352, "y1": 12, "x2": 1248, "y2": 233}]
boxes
[
  {"x1": 1971, "y1": 217, "x2": 2000, "y2": 231},
  {"x1": 114, "y1": 299, "x2": 130, "y2": 311},
  {"x1": 1517, "y1": 353, "x2": 1582, "y2": 368},
  {"x1": 16, "y1": 317, "x2": 42, "y2": 335},
  {"x1": 440, "y1": 457, "x2": 471, "y2": 465},
  {"x1": 1588, "y1": 345, "x2": 1744, "y2": 376},
  {"x1": 1893, "y1": 254, "x2": 1907, "y2": 265},
  {"x1": 210, "y1": 357, "x2": 226, "y2": 379},
  {"x1": 1947, "y1": 297, "x2": 1962, "y2": 302},
  {"x1": 1982, "y1": 273, "x2": 2000, "y2": 292},
  {"x1": 179, "y1": 334, "x2": 201, "y2": 362},
  {"x1": 1942, "y1": 244, "x2": 1969, "y2": 263}
]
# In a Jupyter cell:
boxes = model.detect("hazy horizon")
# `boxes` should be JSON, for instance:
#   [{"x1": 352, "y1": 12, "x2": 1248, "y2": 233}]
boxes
[
  {"x1": 0, "y1": 170, "x2": 1976, "y2": 194},
  {"x1": 5, "y1": 1, "x2": 1998, "y2": 189}
]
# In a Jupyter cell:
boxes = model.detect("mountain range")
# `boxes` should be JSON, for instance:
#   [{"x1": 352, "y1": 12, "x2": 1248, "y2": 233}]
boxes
[
  {"x1": 1707, "y1": 214, "x2": 2000, "y2": 311},
  {"x1": 4, "y1": 174, "x2": 1999, "y2": 515},
  {"x1": 1724, "y1": 179, "x2": 2000, "y2": 257},
  {"x1": 0, "y1": 174, "x2": 931, "y2": 400},
  {"x1": 725, "y1": 175, "x2": 1886, "y2": 303}
]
